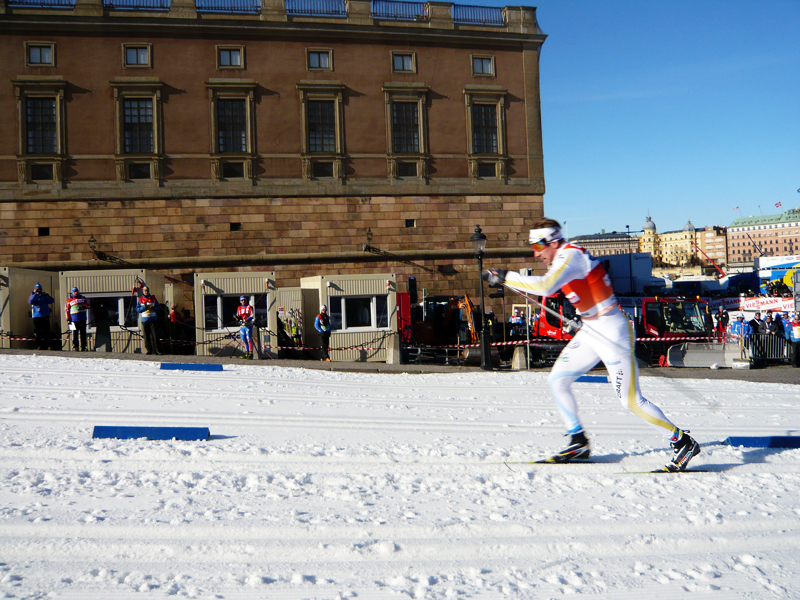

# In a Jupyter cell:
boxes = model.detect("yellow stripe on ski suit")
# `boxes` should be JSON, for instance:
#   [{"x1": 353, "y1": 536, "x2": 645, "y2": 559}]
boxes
[
  {"x1": 505, "y1": 256, "x2": 569, "y2": 297},
  {"x1": 623, "y1": 319, "x2": 678, "y2": 436}
]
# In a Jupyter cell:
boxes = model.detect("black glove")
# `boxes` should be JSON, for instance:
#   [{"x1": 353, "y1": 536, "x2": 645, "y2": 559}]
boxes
[{"x1": 482, "y1": 268, "x2": 507, "y2": 285}]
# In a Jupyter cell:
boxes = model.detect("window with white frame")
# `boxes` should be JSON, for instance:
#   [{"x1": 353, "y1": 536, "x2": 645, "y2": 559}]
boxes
[
  {"x1": 85, "y1": 294, "x2": 139, "y2": 332},
  {"x1": 203, "y1": 294, "x2": 269, "y2": 331},
  {"x1": 328, "y1": 295, "x2": 389, "y2": 331}
]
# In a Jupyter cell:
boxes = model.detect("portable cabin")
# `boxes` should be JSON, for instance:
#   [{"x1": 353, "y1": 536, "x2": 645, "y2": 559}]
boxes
[
  {"x1": 59, "y1": 269, "x2": 166, "y2": 353},
  {"x1": 300, "y1": 273, "x2": 397, "y2": 362},
  {"x1": 193, "y1": 272, "x2": 278, "y2": 358},
  {"x1": 0, "y1": 267, "x2": 60, "y2": 349}
]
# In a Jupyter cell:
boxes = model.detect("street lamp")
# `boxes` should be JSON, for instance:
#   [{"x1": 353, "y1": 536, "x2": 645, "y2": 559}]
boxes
[
  {"x1": 626, "y1": 225, "x2": 633, "y2": 294},
  {"x1": 470, "y1": 225, "x2": 492, "y2": 371},
  {"x1": 87, "y1": 234, "x2": 128, "y2": 265}
]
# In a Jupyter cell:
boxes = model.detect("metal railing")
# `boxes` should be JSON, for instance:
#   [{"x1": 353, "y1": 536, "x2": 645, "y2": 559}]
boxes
[
  {"x1": 452, "y1": 3, "x2": 504, "y2": 26},
  {"x1": 728, "y1": 333, "x2": 792, "y2": 362},
  {"x1": 196, "y1": 0, "x2": 260, "y2": 13},
  {"x1": 7, "y1": 0, "x2": 75, "y2": 7},
  {"x1": 104, "y1": 0, "x2": 170, "y2": 9},
  {"x1": 285, "y1": 0, "x2": 347, "y2": 17},
  {"x1": 372, "y1": 0, "x2": 426, "y2": 21}
]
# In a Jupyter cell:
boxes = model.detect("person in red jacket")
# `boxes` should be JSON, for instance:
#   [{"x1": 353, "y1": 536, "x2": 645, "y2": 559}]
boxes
[
  {"x1": 64, "y1": 287, "x2": 91, "y2": 351},
  {"x1": 235, "y1": 296, "x2": 255, "y2": 359}
]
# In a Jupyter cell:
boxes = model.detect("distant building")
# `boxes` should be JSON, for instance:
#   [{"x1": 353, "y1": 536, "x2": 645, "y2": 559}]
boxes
[
  {"x1": 640, "y1": 216, "x2": 661, "y2": 265},
  {"x1": 658, "y1": 220, "x2": 698, "y2": 268},
  {"x1": 727, "y1": 208, "x2": 800, "y2": 263},
  {"x1": 694, "y1": 226, "x2": 727, "y2": 269},
  {"x1": 569, "y1": 231, "x2": 639, "y2": 257}
]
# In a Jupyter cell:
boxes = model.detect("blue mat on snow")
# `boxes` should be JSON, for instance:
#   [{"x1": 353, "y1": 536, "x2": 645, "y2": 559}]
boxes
[
  {"x1": 723, "y1": 436, "x2": 800, "y2": 448},
  {"x1": 92, "y1": 426, "x2": 210, "y2": 441},
  {"x1": 160, "y1": 363, "x2": 223, "y2": 372},
  {"x1": 576, "y1": 375, "x2": 608, "y2": 383}
]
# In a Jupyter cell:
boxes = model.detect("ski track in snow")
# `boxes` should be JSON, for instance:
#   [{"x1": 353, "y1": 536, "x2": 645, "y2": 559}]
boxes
[{"x1": 1, "y1": 355, "x2": 799, "y2": 599}]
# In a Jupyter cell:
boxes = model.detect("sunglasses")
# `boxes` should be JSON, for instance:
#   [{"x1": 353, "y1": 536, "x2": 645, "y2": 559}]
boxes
[{"x1": 530, "y1": 240, "x2": 549, "y2": 252}]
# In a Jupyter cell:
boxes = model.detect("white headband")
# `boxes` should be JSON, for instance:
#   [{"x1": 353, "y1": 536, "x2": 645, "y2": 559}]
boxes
[{"x1": 529, "y1": 227, "x2": 563, "y2": 245}]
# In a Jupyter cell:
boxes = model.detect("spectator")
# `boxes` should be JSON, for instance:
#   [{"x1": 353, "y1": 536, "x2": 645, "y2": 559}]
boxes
[
  {"x1": 168, "y1": 305, "x2": 184, "y2": 354},
  {"x1": 749, "y1": 312, "x2": 766, "y2": 335},
  {"x1": 713, "y1": 306, "x2": 729, "y2": 341},
  {"x1": 748, "y1": 311, "x2": 766, "y2": 360},
  {"x1": 789, "y1": 313, "x2": 800, "y2": 368},
  {"x1": 136, "y1": 286, "x2": 161, "y2": 355},
  {"x1": 314, "y1": 304, "x2": 331, "y2": 362},
  {"x1": 729, "y1": 314, "x2": 752, "y2": 340},
  {"x1": 782, "y1": 312, "x2": 792, "y2": 354},
  {"x1": 64, "y1": 287, "x2": 91, "y2": 351},
  {"x1": 509, "y1": 309, "x2": 524, "y2": 324},
  {"x1": 235, "y1": 296, "x2": 255, "y2": 360},
  {"x1": 765, "y1": 315, "x2": 782, "y2": 336},
  {"x1": 28, "y1": 283, "x2": 55, "y2": 351},
  {"x1": 765, "y1": 315, "x2": 785, "y2": 359},
  {"x1": 168, "y1": 305, "x2": 183, "y2": 326}
]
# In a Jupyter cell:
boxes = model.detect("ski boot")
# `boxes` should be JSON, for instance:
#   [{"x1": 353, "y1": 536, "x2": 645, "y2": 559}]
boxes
[
  {"x1": 538, "y1": 431, "x2": 591, "y2": 463},
  {"x1": 657, "y1": 430, "x2": 701, "y2": 472}
]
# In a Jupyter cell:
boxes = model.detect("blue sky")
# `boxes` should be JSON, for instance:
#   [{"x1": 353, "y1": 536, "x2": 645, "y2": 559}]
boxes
[{"x1": 479, "y1": 0, "x2": 800, "y2": 238}]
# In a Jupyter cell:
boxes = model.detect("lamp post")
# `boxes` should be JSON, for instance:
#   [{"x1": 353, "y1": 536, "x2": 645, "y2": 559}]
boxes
[
  {"x1": 470, "y1": 225, "x2": 492, "y2": 371},
  {"x1": 87, "y1": 234, "x2": 129, "y2": 265},
  {"x1": 626, "y1": 225, "x2": 633, "y2": 294}
]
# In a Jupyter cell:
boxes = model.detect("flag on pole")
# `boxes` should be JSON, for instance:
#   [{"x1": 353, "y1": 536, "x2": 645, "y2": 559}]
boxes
[
  {"x1": 775, "y1": 202, "x2": 782, "y2": 208},
  {"x1": 733, "y1": 206, "x2": 739, "y2": 211}
]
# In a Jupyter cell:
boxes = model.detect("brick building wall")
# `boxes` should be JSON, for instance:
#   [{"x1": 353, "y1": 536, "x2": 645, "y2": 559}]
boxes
[
  {"x1": 1, "y1": 2, "x2": 547, "y2": 314},
  {"x1": 5, "y1": 194, "x2": 543, "y2": 309}
]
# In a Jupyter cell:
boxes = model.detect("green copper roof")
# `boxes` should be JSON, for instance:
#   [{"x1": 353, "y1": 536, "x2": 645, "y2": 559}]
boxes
[{"x1": 729, "y1": 209, "x2": 800, "y2": 228}]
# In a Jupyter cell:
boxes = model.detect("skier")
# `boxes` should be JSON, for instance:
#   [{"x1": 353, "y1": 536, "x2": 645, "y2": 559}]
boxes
[
  {"x1": 314, "y1": 304, "x2": 331, "y2": 362},
  {"x1": 235, "y1": 296, "x2": 255, "y2": 359},
  {"x1": 483, "y1": 217, "x2": 700, "y2": 472}
]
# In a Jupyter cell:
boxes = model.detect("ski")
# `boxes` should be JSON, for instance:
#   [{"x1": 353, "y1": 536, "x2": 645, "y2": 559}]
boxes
[
  {"x1": 495, "y1": 460, "x2": 596, "y2": 465},
  {"x1": 618, "y1": 468, "x2": 710, "y2": 474}
]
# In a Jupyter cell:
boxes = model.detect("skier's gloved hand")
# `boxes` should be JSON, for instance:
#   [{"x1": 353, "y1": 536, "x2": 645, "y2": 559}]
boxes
[{"x1": 482, "y1": 268, "x2": 507, "y2": 285}]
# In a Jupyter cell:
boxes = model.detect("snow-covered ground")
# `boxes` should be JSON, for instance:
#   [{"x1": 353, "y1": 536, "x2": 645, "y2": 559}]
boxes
[{"x1": 1, "y1": 355, "x2": 799, "y2": 600}]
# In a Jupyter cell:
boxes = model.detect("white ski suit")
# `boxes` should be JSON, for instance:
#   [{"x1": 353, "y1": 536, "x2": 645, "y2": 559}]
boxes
[{"x1": 504, "y1": 243, "x2": 680, "y2": 440}]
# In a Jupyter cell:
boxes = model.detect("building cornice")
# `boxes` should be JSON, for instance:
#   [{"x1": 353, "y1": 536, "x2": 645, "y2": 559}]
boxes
[{"x1": 0, "y1": 13, "x2": 547, "y2": 48}]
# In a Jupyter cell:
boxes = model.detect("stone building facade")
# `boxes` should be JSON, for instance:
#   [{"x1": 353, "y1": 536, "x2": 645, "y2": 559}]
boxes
[
  {"x1": 568, "y1": 231, "x2": 639, "y2": 257},
  {"x1": 694, "y1": 225, "x2": 727, "y2": 269},
  {"x1": 727, "y1": 209, "x2": 800, "y2": 264},
  {"x1": 0, "y1": 0, "x2": 547, "y2": 305}
]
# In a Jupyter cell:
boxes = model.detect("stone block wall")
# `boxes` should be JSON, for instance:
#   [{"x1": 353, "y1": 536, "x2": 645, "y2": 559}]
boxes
[{"x1": 1, "y1": 193, "x2": 544, "y2": 313}]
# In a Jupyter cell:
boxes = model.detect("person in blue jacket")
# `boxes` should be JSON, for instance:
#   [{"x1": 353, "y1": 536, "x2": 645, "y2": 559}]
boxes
[
  {"x1": 787, "y1": 312, "x2": 800, "y2": 368},
  {"x1": 729, "y1": 314, "x2": 752, "y2": 339},
  {"x1": 28, "y1": 283, "x2": 55, "y2": 350},
  {"x1": 136, "y1": 286, "x2": 161, "y2": 355}
]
